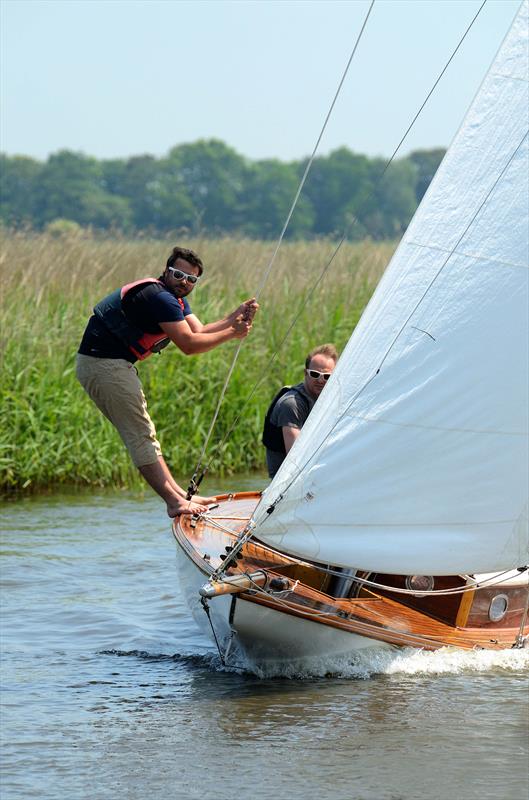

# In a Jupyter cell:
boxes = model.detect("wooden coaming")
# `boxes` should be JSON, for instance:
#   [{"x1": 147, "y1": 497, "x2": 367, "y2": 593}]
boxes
[{"x1": 173, "y1": 492, "x2": 528, "y2": 652}]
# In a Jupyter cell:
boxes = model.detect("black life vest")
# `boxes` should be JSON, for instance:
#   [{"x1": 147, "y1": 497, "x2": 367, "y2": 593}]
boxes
[
  {"x1": 261, "y1": 385, "x2": 308, "y2": 454},
  {"x1": 93, "y1": 278, "x2": 183, "y2": 361}
]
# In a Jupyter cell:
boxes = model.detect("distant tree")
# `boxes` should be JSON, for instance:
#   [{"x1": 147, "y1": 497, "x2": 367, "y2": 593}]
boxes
[
  {"x1": 408, "y1": 148, "x2": 445, "y2": 203},
  {"x1": 171, "y1": 139, "x2": 249, "y2": 232},
  {"x1": 239, "y1": 159, "x2": 314, "y2": 239},
  {"x1": 0, "y1": 155, "x2": 41, "y2": 226},
  {"x1": 301, "y1": 149, "x2": 372, "y2": 238},
  {"x1": 100, "y1": 158, "x2": 128, "y2": 197},
  {"x1": 45, "y1": 218, "x2": 83, "y2": 237},
  {"x1": 101, "y1": 155, "x2": 193, "y2": 232},
  {"x1": 157, "y1": 150, "x2": 203, "y2": 232},
  {"x1": 33, "y1": 150, "x2": 132, "y2": 230},
  {"x1": 103, "y1": 155, "x2": 157, "y2": 229},
  {"x1": 359, "y1": 158, "x2": 418, "y2": 239}
]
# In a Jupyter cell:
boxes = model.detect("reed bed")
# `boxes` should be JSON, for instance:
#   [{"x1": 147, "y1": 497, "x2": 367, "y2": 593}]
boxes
[{"x1": 0, "y1": 231, "x2": 394, "y2": 495}]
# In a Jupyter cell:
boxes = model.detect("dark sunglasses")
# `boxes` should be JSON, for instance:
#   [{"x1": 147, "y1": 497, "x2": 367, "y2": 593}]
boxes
[
  {"x1": 307, "y1": 369, "x2": 332, "y2": 381},
  {"x1": 168, "y1": 266, "x2": 200, "y2": 285}
]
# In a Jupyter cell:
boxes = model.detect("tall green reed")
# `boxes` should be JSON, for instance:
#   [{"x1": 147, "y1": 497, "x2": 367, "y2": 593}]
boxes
[{"x1": 0, "y1": 231, "x2": 394, "y2": 495}]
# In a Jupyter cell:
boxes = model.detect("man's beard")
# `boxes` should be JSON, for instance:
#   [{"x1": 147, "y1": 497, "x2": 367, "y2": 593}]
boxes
[{"x1": 159, "y1": 274, "x2": 190, "y2": 298}]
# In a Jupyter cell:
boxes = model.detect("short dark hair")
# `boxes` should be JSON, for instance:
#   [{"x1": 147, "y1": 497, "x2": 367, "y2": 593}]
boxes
[
  {"x1": 166, "y1": 246, "x2": 204, "y2": 276},
  {"x1": 305, "y1": 343, "x2": 338, "y2": 369}
]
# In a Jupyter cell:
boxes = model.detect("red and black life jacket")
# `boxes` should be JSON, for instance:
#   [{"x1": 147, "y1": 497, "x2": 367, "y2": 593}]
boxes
[
  {"x1": 93, "y1": 278, "x2": 184, "y2": 361},
  {"x1": 261, "y1": 385, "x2": 307, "y2": 454}
]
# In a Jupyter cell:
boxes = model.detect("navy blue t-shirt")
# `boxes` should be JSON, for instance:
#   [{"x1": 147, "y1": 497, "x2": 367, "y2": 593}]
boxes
[{"x1": 78, "y1": 281, "x2": 192, "y2": 362}]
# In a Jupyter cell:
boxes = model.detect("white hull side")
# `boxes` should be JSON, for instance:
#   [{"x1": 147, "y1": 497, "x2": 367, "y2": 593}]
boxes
[
  {"x1": 227, "y1": 596, "x2": 395, "y2": 667},
  {"x1": 174, "y1": 542, "x2": 394, "y2": 668},
  {"x1": 174, "y1": 541, "x2": 234, "y2": 645}
]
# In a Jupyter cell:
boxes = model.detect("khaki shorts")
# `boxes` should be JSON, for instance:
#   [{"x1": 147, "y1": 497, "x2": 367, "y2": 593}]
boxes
[{"x1": 76, "y1": 354, "x2": 162, "y2": 467}]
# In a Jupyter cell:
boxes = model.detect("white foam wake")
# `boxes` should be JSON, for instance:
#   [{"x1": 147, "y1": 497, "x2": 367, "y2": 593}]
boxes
[
  {"x1": 366, "y1": 645, "x2": 529, "y2": 677},
  {"x1": 234, "y1": 645, "x2": 529, "y2": 680}
]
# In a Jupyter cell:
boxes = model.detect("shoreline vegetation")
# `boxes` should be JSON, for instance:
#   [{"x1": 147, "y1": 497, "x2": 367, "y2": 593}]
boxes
[{"x1": 0, "y1": 231, "x2": 395, "y2": 497}]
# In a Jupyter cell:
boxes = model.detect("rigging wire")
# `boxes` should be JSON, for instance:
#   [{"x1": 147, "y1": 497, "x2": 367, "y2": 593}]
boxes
[
  {"x1": 193, "y1": 0, "x2": 488, "y2": 488},
  {"x1": 186, "y1": 0, "x2": 376, "y2": 497},
  {"x1": 243, "y1": 567, "x2": 524, "y2": 600}
]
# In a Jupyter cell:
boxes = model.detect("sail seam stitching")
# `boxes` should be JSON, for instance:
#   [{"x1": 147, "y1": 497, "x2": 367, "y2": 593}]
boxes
[
  {"x1": 342, "y1": 413, "x2": 527, "y2": 436},
  {"x1": 285, "y1": 520, "x2": 519, "y2": 528},
  {"x1": 404, "y1": 240, "x2": 529, "y2": 270},
  {"x1": 490, "y1": 71, "x2": 529, "y2": 83}
]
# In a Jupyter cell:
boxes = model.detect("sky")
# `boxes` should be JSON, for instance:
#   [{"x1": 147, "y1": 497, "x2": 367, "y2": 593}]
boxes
[{"x1": 0, "y1": 0, "x2": 521, "y2": 163}]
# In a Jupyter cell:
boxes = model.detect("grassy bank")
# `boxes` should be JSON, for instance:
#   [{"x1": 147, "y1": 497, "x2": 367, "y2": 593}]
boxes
[{"x1": 0, "y1": 231, "x2": 394, "y2": 495}]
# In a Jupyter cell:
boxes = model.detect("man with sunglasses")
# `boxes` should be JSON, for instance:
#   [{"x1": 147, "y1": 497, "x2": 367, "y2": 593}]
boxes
[
  {"x1": 263, "y1": 343, "x2": 338, "y2": 479},
  {"x1": 77, "y1": 246, "x2": 258, "y2": 518}
]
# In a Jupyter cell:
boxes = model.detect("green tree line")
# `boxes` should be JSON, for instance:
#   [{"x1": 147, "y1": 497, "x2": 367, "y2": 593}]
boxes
[{"x1": 0, "y1": 140, "x2": 444, "y2": 240}]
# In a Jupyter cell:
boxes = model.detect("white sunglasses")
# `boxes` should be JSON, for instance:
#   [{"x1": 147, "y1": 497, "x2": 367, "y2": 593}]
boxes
[
  {"x1": 167, "y1": 266, "x2": 200, "y2": 285},
  {"x1": 306, "y1": 369, "x2": 332, "y2": 381}
]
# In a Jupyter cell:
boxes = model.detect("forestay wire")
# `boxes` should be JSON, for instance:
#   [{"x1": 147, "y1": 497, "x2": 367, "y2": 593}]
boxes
[
  {"x1": 187, "y1": 0, "x2": 376, "y2": 498},
  {"x1": 193, "y1": 0, "x2": 488, "y2": 495}
]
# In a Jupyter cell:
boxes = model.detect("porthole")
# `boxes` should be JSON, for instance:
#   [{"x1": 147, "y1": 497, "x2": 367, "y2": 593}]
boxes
[
  {"x1": 488, "y1": 594, "x2": 509, "y2": 622},
  {"x1": 405, "y1": 575, "x2": 434, "y2": 594}
]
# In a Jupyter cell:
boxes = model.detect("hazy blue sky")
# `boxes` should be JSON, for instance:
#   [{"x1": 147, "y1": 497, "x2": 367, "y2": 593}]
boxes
[{"x1": 0, "y1": 0, "x2": 521, "y2": 162}]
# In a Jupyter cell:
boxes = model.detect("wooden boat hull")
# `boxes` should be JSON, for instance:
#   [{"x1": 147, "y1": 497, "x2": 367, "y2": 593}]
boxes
[{"x1": 172, "y1": 492, "x2": 529, "y2": 668}]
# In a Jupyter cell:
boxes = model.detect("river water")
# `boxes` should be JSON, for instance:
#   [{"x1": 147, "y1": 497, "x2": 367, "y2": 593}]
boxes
[{"x1": 1, "y1": 485, "x2": 528, "y2": 800}]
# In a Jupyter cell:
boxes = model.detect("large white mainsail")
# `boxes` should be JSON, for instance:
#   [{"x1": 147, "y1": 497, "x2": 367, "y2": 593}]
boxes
[{"x1": 253, "y1": 2, "x2": 529, "y2": 576}]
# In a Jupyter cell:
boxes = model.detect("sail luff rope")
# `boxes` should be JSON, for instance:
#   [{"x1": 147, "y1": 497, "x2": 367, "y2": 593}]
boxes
[
  {"x1": 257, "y1": 130, "x2": 528, "y2": 526},
  {"x1": 187, "y1": 0, "x2": 376, "y2": 495},
  {"x1": 197, "y1": 0, "x2": 488, "y2": 485}
]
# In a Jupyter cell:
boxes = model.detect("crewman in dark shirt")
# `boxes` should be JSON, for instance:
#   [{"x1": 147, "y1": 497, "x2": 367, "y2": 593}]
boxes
[
  {"x1": 76, "y1": 246, "x2": 258, "y2": 517},
  {"x1": 262, "y1": 343, "x2": 338, "y2": 478}
]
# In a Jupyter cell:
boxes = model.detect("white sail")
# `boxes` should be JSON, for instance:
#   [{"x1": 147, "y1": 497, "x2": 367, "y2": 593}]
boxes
[{"x1": 253, "y1": 2, "x2": 529, "y2": 576}]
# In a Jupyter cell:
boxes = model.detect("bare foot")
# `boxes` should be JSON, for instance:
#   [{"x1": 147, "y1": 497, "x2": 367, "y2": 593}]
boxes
[
  {"x1": 194, "y1": 494, "x2": 217, "y2": 505},
  {"x1": 167, "y1": 498, "x2": 207, "y2": 518}
]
